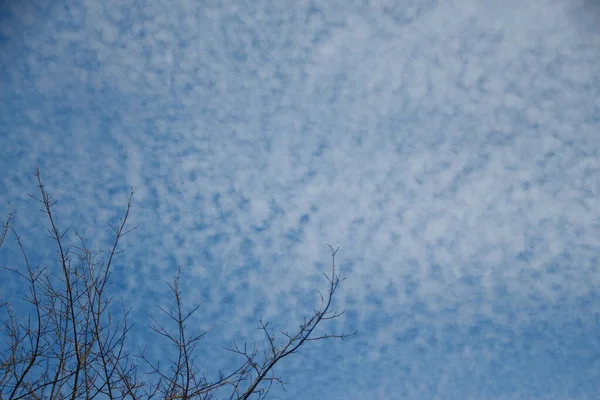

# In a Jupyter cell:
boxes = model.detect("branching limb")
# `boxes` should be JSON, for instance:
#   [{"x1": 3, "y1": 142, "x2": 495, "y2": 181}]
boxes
[
  {"x1": 223, "y1": 244, "x2": 356, "y2": 399},
  {"x1": 1, "y1": 168, "x2": 139, "y2": 400},
  {"x1": 1, "y1": 167, "x2": 355, "y2": 400}
]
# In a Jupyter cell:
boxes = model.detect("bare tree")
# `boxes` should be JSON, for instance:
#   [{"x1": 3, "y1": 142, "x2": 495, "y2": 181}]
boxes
[{"x1": 0, "y1": 167, "x2": 355, "y2": 400}]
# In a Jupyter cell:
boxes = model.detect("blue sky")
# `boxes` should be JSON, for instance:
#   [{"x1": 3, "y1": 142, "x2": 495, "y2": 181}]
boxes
[{"x1": 1, "y1": 0, "x2": 600, "y2": 398}]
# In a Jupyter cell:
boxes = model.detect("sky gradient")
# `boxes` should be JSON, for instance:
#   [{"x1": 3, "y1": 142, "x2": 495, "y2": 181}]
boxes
[{"x1": 1, "y1": 0, "x2": 600, "y2": 399}]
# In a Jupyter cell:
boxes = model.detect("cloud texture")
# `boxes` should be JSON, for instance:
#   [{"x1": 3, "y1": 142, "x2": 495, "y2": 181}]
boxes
[{"x1": 1, "y1": 0, "x2": 600, "y2": 398}]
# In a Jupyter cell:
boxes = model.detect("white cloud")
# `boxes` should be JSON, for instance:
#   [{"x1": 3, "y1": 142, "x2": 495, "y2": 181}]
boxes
[{"x1": 1, "y1": 0, "x2": 600, "y2": 398}]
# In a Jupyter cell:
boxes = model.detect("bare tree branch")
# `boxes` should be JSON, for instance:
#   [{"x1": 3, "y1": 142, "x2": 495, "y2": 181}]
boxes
[
  {"x1": 221, "y1": 244, "x2": 356, "y2": 400},
  {"x1": 0, "y1": 202, "x2": 14, "y2": 252},
  {"x1": 1, "y1": 167, "x2": 355, "y2": 400}
]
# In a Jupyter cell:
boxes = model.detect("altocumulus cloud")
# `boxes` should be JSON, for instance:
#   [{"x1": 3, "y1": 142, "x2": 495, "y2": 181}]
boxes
[{"x1": 1, "y1": 0, "x2": 600, "y2": 398}]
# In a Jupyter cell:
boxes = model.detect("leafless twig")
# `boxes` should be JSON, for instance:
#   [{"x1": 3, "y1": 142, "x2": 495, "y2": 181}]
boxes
[{"x1": 1, "y1": 167, "x2": 355, "y2": 400}]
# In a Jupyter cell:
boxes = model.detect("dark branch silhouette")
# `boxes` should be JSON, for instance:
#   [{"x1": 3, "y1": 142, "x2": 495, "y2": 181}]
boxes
[{"x1": 0, "y1": 167, "x2": 355, "y2": 400}]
